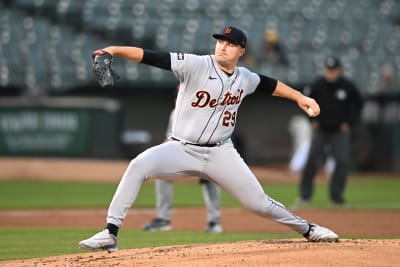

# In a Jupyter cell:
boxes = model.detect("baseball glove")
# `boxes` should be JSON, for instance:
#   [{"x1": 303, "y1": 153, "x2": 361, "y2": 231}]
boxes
[{"x1": 92, "y1": 49, "x2": 119, "y2": 88}]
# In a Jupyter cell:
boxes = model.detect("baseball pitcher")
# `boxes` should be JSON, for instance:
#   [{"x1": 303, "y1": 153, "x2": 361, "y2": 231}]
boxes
[{"x1": 80, "y1": 26, "x2": 338, "y2": 252}]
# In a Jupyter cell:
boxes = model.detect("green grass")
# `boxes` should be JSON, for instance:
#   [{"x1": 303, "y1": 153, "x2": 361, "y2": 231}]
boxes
[
  {"x1": 0, "y1": 174, "x2": 399, "y2": 261},
  {"x1": 0, "y1": 180, "x2": 207, "y2": 209},
  {"x1": 0, "y1": 175, "x2": 399, "y2": 209}
]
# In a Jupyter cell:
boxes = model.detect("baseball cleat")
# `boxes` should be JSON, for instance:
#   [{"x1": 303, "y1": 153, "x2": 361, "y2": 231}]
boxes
[
  {"x1": 142, "y1": 218, "x2": 172, "y2": 231},
  {"x1": 205, "y1": 221, "x2": 223, "y2": 234},
  {"x1": 79, "y1": 229, "x2": 118, "y2": 253},
  {"x1": 304, "y1": 224, "x2": 339, "y2": 242}
]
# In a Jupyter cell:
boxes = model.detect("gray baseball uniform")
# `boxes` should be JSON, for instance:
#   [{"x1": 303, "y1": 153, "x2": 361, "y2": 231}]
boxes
[
  {"x1": 79, "y1": 28, "x2": 339, "y2": 253},
  {"x1": 106, "y1": 53, "x2": 309, "y2": 234},
  {"x1": 155, "y1": 109, "x2": 221, "y2": 224}
]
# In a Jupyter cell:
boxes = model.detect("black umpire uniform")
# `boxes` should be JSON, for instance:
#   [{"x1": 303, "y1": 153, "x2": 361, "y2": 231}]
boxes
[{"x1": 299, "y1": 57, "x2": 364, "y2": 205}]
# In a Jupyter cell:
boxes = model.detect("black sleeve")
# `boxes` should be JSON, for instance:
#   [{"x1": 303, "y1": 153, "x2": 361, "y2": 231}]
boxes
[
  {"x1": 255, "y1": 74, "x2": 278, "y2": 95},
  {"x1": 141, "y1": 49, "x2": 171, "y2": 71}
]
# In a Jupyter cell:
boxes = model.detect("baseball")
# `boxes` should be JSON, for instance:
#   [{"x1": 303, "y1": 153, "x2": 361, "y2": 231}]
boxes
[{"x1": 307, "y1": 107, "x2": 315, "y2": 117}]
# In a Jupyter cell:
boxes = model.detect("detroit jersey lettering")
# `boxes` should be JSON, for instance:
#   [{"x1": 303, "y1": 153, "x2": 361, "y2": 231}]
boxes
[{"x1": 170, "y1": 53, "x2": 260, "y2": 144}]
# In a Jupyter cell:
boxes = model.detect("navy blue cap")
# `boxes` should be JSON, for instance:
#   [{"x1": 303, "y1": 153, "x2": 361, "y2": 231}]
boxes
[{"x1": 212, "y1": 26, "x2": 247, "y2": 48}]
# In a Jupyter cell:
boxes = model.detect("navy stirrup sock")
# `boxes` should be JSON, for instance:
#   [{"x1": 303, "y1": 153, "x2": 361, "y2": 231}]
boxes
[{"x1": 106, "y1": 223, "x2": 119, "y2": 237}]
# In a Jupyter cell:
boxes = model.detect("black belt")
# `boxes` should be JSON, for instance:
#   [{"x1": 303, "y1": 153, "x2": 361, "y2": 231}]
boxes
[{"x1": 170, "y1": 136, "x2": 220, "y2": 147}]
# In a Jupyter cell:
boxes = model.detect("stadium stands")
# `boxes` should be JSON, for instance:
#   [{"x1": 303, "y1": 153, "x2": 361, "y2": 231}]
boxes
[{"x1": 1, "y1": 0, "x2": 399, "y2": 95}]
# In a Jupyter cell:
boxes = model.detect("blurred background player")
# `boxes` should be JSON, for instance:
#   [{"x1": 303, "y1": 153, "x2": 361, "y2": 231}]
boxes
[
  {"x1": 143, "y1": 109, "x2": 223, "y2": 233},
  {"x1": 293, "y1": 56, "x2": 364, "y2": 208},
  {"x1": 288, "y1": 114, "x2": 335, "y2": 175},
  {"x1": 288, "y1": 115, "x2": 313, "y2": 174}
]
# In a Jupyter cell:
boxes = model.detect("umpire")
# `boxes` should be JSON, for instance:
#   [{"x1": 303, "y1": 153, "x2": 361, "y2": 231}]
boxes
[{"x1": 296, "y1": 56, "x2": 364, "y2": 206}]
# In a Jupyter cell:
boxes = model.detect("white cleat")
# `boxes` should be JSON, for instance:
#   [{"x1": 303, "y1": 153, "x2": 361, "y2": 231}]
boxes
[
  {"x1": 79, "y1": 229, "x2": 118, "y2": 253},
  {"x1": 304, "y1": 224, "x2": 339, "y2": 242}
]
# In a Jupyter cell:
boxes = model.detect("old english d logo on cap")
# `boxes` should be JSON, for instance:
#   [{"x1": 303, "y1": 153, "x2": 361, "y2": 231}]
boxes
[{"x1": 212, "y1": 26, "x2": 247, "y2": 48}]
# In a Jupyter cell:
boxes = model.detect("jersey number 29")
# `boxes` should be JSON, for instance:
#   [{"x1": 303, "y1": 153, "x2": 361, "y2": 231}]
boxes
[{"x1": 222, "y1": 111, "x2": 236, "y2": 127}]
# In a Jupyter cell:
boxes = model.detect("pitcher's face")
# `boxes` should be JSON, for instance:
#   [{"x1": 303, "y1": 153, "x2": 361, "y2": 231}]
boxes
[{"x1": 214, "y1": 39, "x2": 245, "y2": 69}]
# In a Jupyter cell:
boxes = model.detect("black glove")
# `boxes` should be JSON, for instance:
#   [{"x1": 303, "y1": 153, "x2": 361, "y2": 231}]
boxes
[{"x1": 92, "y1": 49, "x2": 119, "y2": 88}]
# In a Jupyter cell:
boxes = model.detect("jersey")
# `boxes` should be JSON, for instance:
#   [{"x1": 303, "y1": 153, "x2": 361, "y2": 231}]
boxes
[{"x1": 170, "y1": 53, "x2": 260, "y2": 145}]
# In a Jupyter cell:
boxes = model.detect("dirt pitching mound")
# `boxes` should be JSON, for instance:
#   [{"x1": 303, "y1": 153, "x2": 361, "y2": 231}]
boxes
[{"x1": 3, "y1": 239, "x2": 399, "y2": 267}]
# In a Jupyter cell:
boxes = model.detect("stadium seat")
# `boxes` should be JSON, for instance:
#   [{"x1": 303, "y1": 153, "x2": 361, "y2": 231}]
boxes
[{"x1": 1, "y1": 0, "x2": 400, "y2": 95}]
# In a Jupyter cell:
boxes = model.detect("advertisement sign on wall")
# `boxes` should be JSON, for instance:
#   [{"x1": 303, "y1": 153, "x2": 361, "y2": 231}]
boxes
[{"x1": 0, "y1": 109, "x2": 90, "y2": 156}]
